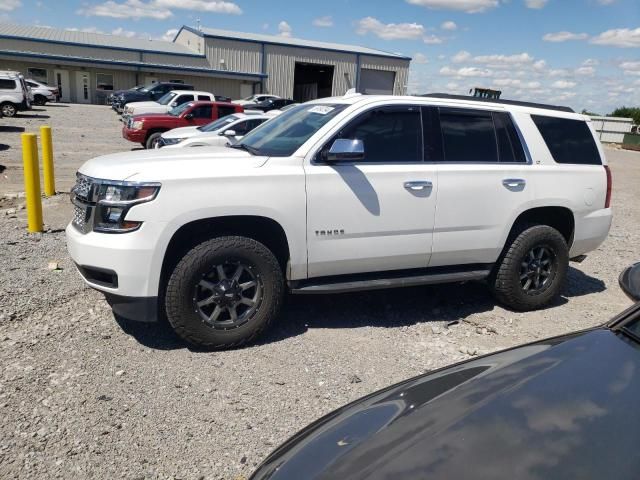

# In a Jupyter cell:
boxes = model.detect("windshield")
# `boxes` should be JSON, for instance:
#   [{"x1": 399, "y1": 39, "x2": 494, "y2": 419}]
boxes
[
  {"x1": 199, "y1": 115, "x2": 239, "y2": 132},
  {"x1": 236, "y1": 103, "x2": 348, "y2": 156},
  {"x1": 242, "y1": 95, "x2": 257, "y2": 101},
  {"x1": 158, "y1": 92, "x2": 177, "y2": 105},
  {"x1": 169, "y1": 102, "x2": 193, "y2": 116},
  {"x1": 139, "y1": 83, "x2": 156, "y2": 93}
]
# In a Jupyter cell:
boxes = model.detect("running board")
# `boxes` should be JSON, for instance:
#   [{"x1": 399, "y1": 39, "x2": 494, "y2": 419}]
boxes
[{"x1": 290, "y1": 268, "x2": 491, "y2": 295}]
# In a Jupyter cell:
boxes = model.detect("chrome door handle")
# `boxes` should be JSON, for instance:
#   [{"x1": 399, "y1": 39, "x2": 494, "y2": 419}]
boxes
[
  {"x1": 404, "y1": 181, "x2": 433, "y2": 191},
  {"x1": 502, "y1": 178, "x2": 526, "y2": 189}
]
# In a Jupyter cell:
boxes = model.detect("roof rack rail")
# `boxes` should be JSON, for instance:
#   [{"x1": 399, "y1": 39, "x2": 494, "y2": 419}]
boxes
[{"x1": 421, "y1": 93, "x2": 575, "y2": 113}]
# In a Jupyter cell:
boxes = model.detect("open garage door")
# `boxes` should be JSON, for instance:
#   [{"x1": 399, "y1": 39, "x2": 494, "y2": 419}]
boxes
[
  {"x1": 294, "y1": 62, "x2": 334, "y2": 102},
  {"x1": 359, "y1": 69, "x2": 396, "y2": 95}
]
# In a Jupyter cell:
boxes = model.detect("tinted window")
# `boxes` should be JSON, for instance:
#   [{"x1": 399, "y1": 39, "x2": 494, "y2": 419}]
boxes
[
  {"x1": 218, "y1": 106, "x2": 237, "y2": 118},
  {"x1": 192, "y1": 105, "x2": 212, "y2": 119},
  {"x1": 532, "y1": 115, "x2": 601, "y2": 165},
  {"x1": 335, "y1": 107, "x2": 422, "y2": 163},
  {"x1": 199, "y1": 115, "x2": 237, "y2": 132},
  {"x1": 198, "y1": 95, "x2": 210, "y2": 101},
  {"x1": 0, "y1": 79, "x2": 16, "y2": 90},
  {"x1": 232, "y1": 120, "x2": 251, "y2": 135},
  {"x1": 440, "y1": 108, "x2": 498, "y2": 163},
  {"x1": 175, "y1": 95, "x2": 194, "y2": 105},
  {"x1": 494, "y1": 112, "x2": 526, "y2": 163}
]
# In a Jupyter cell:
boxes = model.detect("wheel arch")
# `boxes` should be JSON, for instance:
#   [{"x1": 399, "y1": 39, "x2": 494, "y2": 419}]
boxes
[
  {"x1": 159, "y1": 215, "x2": 292, "y2": 293},
  {"x1": 507, "y1": 206, "x2": 575, "y2": 247}
]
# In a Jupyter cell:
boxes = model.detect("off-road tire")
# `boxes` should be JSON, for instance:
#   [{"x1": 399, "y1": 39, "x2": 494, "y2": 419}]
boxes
[
  {"x1": 492, "y1": 224, "x2": 568, "y2": 311},
  {"x1": 145, "y1": 132, "x2": 163, "y2": 149},
  {"x1": 165, "y1": 236, "x2": 284, "y2": 349},
  {"x1": 1, "y1": 102, "x2": 17, "y2": 117}
]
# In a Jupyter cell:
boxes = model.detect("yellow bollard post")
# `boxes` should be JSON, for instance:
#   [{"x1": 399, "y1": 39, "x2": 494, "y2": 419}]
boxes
[
  {"x1": 40, "y1": 126, "x2": 55, "y2": 196},
  {"x1": 21, "y1": 133, "x2": 43, "y2": 233}
]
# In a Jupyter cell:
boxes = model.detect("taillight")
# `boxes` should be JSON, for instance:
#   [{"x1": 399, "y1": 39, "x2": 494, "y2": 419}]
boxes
[{"x1": 604, "y1": 165, "x2": 612, "y2": 208}]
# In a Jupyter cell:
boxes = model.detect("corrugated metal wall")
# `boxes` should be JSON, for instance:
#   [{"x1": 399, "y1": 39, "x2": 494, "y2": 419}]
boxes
[
  {"x1": 264, "y1": 45, "x2": 357, "y2": 98},
  {"x1": 174, "y1": 28, "x2": 205, "y2": 55},
  {"x1": 202, "y1": 38, "x2": 262, "y2": 74},
  {"x1": 359, "y1": 55, "x2": 409, "y2": 95}
]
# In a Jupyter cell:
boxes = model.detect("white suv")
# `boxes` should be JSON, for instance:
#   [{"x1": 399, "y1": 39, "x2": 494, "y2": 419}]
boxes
[
  {"x1": 123, "y1": 90, "x2": 216, "y2": 118},
  {"x1": 66, "y1": 93, "x2": 612, "y2": 348},
  {"x1": 0, "y1": 70, "x2": 32, "y2": 117}
]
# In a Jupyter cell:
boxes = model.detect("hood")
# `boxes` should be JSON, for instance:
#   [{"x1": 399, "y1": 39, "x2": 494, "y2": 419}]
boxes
[
  {"x1": 78, "y1": 146, "x2": 269, "y2": 182},
  {"x1": 162, "y1": 125, "x2": 201, "y2": 139},
  {"x1": 128, "y1": 101, "x2": 164, "y2": 112},
  {"x1": 130, "y1": 112, "x2": 176, "y2": 122},
  {"x1": 251, "y1": 329, "x2": 640, "y2": 480}
]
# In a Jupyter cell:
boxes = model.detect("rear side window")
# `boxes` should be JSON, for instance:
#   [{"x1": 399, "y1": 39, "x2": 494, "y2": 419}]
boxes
[
  {"x1": 494, "y1": 112, "x2": 526, "y2": 163},
  {"x1": 197, "y1": 95, "x2": 210, "y2": 101},
  {"x1": 0, "y1": 79, "x2": 17, "y2": 89},
  {"x1": 532, "y1": 115, "x2": 601, "y2": 165},
  {"x1": 192, "y1": 105, "x2": 212, "y2": 119},
  {"x1": 176, "y1": 95, "x2": 194, "y2": 105},
  {"x1": 218, "y1": 106, "x2": 237, "y2": 118},
  {"x1": 440, "y1": 108, "x2": 498, "y2": 163}
]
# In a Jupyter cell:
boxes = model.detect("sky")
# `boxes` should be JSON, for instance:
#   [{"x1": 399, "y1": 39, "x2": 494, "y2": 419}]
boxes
[{"x1": 1, "y1": 0, "x2": 639, "y2": 113}]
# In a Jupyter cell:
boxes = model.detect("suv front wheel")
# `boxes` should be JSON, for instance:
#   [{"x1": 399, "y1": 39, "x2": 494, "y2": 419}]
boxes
[
  {"x1": 165, "y1": 236, "x2": 284, "y2": 349},
  {"x1": 492, "y1": 225, "x2": 569, "y2": 311},
  {"x1": 1, "y1": 102, "x2": 17, "y2": 117}
]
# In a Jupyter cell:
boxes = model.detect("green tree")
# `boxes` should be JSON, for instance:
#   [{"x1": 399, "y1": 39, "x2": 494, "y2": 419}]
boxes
[{"x1": 610, "y1": 107, "x2": 640, "y2": 125}]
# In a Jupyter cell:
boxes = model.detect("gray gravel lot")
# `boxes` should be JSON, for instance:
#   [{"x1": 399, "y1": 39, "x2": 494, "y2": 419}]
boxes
[{"x1": 0, "y1": 104, "x2": 639, "y2": 479}]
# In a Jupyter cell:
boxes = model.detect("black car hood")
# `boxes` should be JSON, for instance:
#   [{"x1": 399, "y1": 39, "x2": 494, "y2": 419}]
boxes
[
  {"x1": 252, "y1": 329, "x2": 640, "y2": 480},
  {"x1": 120, "y1": 91, "x2": 149, "y2": 101}
]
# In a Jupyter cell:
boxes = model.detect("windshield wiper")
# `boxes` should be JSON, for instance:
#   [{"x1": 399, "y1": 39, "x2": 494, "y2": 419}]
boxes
[{"x1": 228, "y1": 143, "x2": 260, "y2": 155}]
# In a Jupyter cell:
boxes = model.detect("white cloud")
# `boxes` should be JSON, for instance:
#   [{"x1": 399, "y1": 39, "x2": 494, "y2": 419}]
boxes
[
  {"x1": 543, "y1": 31, "x2": 589, "y2": 42},
  {"x1": 0, "y1": 0, "x2": 21, "y2": 11},
  {"x1": 492, "y1": 78, "x2": 521, "y2": 86},
  {"x1": 440, "y1": 66, "x2": 493, "y2": 77},
  {"x1": 597, "y1": 0, "x2": 616, "y2": 4},
  {"x1": 356, "y1": 16, "x2": 425, "y2": 40},
  {"x1": 552, "y1": 80, "x2": 577, "y2": 89},
  {"x1": 582, "y1": 58, "x2": 599, "y2": 67},
  {"x1": 111, "y1": 27, "x2": 137, "y2": 38},
  {"x1": 452, "y1": 50, "x2": 472, "y2": 63},
  {"x1": 575, "y1": 66, "x2": 595, "y2": 76},
  {"x1": 525, "y1": 0, "x2": 548, "y2": 8},
  {"x1": 413, "y1": 53, "x2": 428, "y2": 64},
  {"x1": 77, "y1": 0, "x2": 241, "y2": 20},
  {"x1": 66, "y1": 26, "x2": 104, "y2": 33},
  {"x1": 590, "y1": 28, "x2": 640, "y2": 48},
  {"x1": 473, "y1": 52, "x2": 535, "y2": 67},
  {"x1": 278, "y1": 21, "x2": 292, "y2": 37},
  {"x1": 159, "y1": 28, "x2": 178, "y2": 41},
  {"x1": 441, "y1": 20, "x2": 457, "y2": 30},
  {"x1": 423, "y1": 34, "x2": 444, "y2": 44},
  {"x1": 312, "y1": 16, "x2": 333, "y2": 27},
  {"x1": 406, "y1": 0, "x2": 499, "y2": 13},
  {"x1": 620, "y1": 61, "x2": 640, "y2": 75}
]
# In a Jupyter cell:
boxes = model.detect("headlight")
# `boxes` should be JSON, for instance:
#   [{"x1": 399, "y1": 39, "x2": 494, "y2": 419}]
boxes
[
  {"x1": 163, "y1": 137, "x2": 184, "y2": 145},
  {"x1": 93, "y1": 182, "x2": 160, "y2": 233},
  {"x1": 131, "y1": 120, "x2": 144, "y2": 130}
]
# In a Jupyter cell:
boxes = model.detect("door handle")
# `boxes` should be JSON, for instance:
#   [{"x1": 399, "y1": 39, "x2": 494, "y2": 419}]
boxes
[
  {"x1": 502, "y1": 178, "x2": 526, "y2": 189},
  {"x1": 404, "y1": 181, "x2": 433, "y2": 191}
]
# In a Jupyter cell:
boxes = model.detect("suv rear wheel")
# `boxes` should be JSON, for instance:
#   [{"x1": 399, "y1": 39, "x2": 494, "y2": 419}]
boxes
[
  {"x1": 492, "y1": 225, "x2": 568, "y2": 311},
  {"x1": 1, "y1": 102, "x2": 17, "y2": 117},
  {"x1": 165, "y1": 236, "x2": 284, "y2": 349}
]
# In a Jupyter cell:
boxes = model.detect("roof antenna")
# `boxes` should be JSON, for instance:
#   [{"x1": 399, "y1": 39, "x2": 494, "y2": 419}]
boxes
[{"x1": 196, "y1": 18, "x2": 201, "y2": 32}]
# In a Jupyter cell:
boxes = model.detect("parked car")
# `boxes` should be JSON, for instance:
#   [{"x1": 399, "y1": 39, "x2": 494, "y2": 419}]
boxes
[
  {"x1": 24, "y1": 79, "x2": 57, "y2": 105},
  {"x1": 121, "y1": 101, "x2": 244, "y2": 149},
  {"x1": 251, "y1": 98, "x2": 296, "y2": 112},
  {"x1": 108, "y1": 85, "x2": 143, "y2": 106},
  {"x1": 67, "y1": 94, "x2": 612, "y2": 349},
  {"x1": 249, "y1": 263, "x2": 640, "y2": 480},
  {"x1": 122, "y1": 90, "x2": 217, "y2": 119},
  {"x1": 159, "y1": 113, "x2": 271, "y2": 148},
  {"x1": 233, "y1": 93, "x2": 280, "y2": 106},
  {"x1": 113, "y1": 82, "x2": 193, "y2": 113},
  {"x1": 0, "y1": 70, "x2": 32, "y2": 117}
]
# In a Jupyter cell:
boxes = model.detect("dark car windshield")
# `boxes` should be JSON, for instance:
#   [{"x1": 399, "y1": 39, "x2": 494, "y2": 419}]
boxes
[
  {"x1": 199, "y1": 115, "x2": 239, "y2": 132},
  {"x1": 235, "y1": 103, "x2": 348, "y2": 156},
  {"x1": 169, "y1": 102, "x2": 194, "y2": 116},
  {"x1": 157, "y1": 92, "x2": 177, "y2": 105}
]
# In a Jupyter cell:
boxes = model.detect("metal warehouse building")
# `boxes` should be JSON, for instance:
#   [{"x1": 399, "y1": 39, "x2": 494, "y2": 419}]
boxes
[{"x1": 0, "y1": 23, "x2": 410, "y2": 104}]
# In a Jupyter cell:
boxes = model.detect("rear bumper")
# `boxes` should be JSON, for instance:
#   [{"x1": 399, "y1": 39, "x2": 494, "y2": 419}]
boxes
[{"x1": 569, "y1": 208, "x2": 613, "y2": 257}]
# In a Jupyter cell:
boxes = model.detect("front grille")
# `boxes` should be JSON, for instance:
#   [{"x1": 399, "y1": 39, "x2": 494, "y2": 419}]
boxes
[
  {"x1": 71, "y1": 173, "x2": 95, "y2": 233},
  {"x1": 73, "y1": 173, "x2": 93, "y2": 201},
  {"x1": 73, "y1": 204, "x2": 87, "y2": 231}
]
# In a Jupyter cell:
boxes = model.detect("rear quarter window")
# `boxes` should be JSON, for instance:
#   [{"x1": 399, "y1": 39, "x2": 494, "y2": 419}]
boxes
[
  {"x1": 532, "y1": 115, "x2": 601, "y2": 165},
  {"x1": 0, "y1": 79, "x2": 17, "y2": 89}
]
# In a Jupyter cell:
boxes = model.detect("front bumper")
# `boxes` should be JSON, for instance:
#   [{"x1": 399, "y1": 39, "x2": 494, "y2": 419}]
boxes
[{"x1": 122, "y1": 127, "x2": 145, "y2": 143}]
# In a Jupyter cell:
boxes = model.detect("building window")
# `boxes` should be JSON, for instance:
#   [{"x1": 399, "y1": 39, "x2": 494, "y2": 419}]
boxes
[
  {"x1": 96, "y1": 73, "x2": 114, "y2": 91},
  {"x1": 27, "y1": 67, "x2": 48, "y2": 84},
  {"x1": 169, "y1": 79, "x2": 185, "y2": 84}
]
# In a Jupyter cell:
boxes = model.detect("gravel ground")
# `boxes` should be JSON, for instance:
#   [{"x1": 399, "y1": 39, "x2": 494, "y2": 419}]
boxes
[{"x1": 0, "y1": 104, "x2": 639, "y2": 479}]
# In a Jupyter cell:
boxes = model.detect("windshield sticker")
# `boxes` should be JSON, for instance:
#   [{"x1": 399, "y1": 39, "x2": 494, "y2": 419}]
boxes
[{"x1": 308, "y1": 106, "x2": 335, "y2": 115}]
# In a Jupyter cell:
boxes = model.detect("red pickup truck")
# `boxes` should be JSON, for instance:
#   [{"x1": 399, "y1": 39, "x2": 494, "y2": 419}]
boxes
[{"x1": 122, "y1": 101, "x2": 244, "y2": 149}]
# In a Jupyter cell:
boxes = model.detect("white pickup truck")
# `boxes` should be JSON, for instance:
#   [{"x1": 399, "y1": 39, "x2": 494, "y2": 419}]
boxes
[{"x1": 66, "y1": 93, "x2": 612, "y2": 348}]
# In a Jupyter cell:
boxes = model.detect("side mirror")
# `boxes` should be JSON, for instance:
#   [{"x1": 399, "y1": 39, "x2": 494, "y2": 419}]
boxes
[
  {"x1": 170, "y1": 101, "x2": 178, "y2": 107},
  {"x1": 619, "y1": 263, "x2": 640, "y2": 302},
  {"x1": 223, "y1": 129, "x2": 237, "y2": 137},
  {"x1": 325, "y1": 139, "x2": 365, "y2": 162},
  {"x1": 185, "y1": 113, "x2": 194, "y2": 120}
]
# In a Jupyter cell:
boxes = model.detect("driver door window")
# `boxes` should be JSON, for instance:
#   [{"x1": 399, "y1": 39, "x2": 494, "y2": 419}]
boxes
[
  {"x1": 327, "y1": 107, "x2": 422, "y2": 163},
  {"x1": 191, "y1": 105, "x2": 213, "y2": 119}
]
